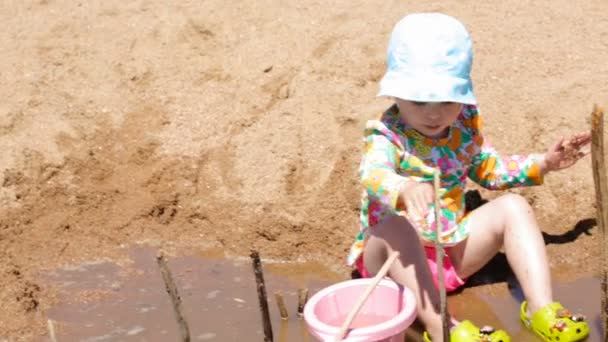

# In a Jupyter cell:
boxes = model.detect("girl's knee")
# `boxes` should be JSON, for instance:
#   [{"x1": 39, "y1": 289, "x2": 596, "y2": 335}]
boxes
[
  {"x1": 368, "y1": 216, "x2": 423, "y2": 255},
  {"x1": 499, "y1": 193, "x2": 533, "y2": 213},
  {"x1": 371, "y1": 215, "x2": 419, "y2": 241}
]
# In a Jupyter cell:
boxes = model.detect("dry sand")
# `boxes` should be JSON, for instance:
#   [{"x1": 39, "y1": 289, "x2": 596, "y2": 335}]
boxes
[{"x1": 1, "y1": 0, "x2": 607, "y2": 339}]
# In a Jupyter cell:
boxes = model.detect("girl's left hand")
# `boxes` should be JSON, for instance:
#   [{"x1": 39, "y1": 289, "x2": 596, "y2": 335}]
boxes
[{"x1": 542, "y1": 132, "x2": 591, "y2": 173}]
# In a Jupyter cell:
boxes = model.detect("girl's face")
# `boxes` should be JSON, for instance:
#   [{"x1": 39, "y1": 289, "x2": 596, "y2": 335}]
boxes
[{"x1": 395, "y1": 99, "x2": 463, "y2": 139}]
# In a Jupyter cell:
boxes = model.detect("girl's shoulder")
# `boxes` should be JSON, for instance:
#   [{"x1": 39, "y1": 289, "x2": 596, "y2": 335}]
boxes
[
  {"x1": 459, "y1": 104, "x2": 482, "y2": 132},
  {"x1": 363, "y1": 105, "x2": 406, "y2": 146},
  {"x1": 378, "y1": 103, "x2": 402, "y2": 127},
  {"x1": 460, "y1": 104, "x2": 480, "y2": 120},
  {"x1": 365, "y1": 104, "x2": 402, "y2": 133}
]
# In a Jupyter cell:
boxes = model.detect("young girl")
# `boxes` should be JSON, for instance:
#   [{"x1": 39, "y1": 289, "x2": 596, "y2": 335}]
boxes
[{"x1": 346, "y1": 13, "x2": 591, "y2": 342}]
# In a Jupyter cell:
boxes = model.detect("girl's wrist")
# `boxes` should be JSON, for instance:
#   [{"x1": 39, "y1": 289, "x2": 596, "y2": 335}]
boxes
[
  {"x1": 397, "y1": 180, "x2": 409, "y2": 209},
  {"x1": 539, "y1": 153, "x2": 552, "y2": 175},
  {"x1": 397, "y1": 180, "x2": 416, "y2": 210}
]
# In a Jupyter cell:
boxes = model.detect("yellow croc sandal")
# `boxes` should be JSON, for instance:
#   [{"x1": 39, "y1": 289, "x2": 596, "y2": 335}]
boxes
[
  {"x1": 520, "y1": 301, "x2": 589, "y2": 342},
  {"x1": 423, "y1": 320, "x2": 511, "y2": 342}
]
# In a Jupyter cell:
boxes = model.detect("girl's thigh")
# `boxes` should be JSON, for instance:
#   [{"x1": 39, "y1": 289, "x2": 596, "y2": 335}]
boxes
[
  {"x1": 447, "y1": 195, "x2": 520, "y2": 279},
  {"x1": 362, "y1": 215, "x2": 422, "y2": 274}
]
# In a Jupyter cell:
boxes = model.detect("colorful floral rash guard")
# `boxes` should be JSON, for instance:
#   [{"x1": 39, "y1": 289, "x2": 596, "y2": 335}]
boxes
[{"x1": 346, "y1": 104, "x2": 544, "y2": 266}]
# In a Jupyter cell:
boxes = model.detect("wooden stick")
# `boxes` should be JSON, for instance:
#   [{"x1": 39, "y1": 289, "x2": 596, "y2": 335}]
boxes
[
  {"x1": 590, "y1": 105, "x2": 608, "y2": 342},
  {"x1": 250, "y1": 250, "x2": 273, "y2": 342},
  {"x1": 434, "y1": 169, "x2": 450, "y2": 341},
  {"x1": 275, "y1": 291, "x2": 289, "y2": 320},
  {"x1": 335, "y1": 251, "x2": 400, "y2": 341},
  {"x1": 157, "y1": 254, "x2": 191, "y2": 342},
  {"x1": 278, "y1": 319, "x2": 289, "y2": 342},
  {"x1": 47, "y1": 319, "x2": 58, "y2": 342},
  {"x1": 297, "y1": 288, "x2": 309, "y2": 318}
]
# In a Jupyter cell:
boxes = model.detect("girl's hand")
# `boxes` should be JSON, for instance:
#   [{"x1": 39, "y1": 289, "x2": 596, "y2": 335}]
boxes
[
  {"x1": 542, "y1": 132, "x2": 591, "y2": 173},
  {"x1": 399, "y1": 181, "x2": 434, "y2": 216}
]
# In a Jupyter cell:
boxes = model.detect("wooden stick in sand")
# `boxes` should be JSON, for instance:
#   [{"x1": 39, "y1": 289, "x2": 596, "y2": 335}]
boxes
[
  {"x1": 335, "y1": 250, "x2": 400, "y2": 341},
  {"x1": 47, "y1": 319, "x2": 58, "y2": 342},
  {"x1": 250, "y1": 250, "x2": 273, "y2": 342},
  {"x1": 590, "y1": 105, "x2": 608, "y2": 342},
  {"x1": 157, "y1": 253, "x2": 191, "y2": 342},
  {"x1": 274, "y1": 291, "x2": 289, "y2": 320},
  {"x1": 434, "y1": 169, "x2": 450, "y2": 341},
  {"x1": 297, "y1": 288, "x2": 309, "y2": 317}
]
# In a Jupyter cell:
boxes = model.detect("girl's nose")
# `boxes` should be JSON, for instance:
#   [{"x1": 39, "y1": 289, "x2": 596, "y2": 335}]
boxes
[{"x1": 427, "y1": 113, "x2": 441, "y2": 121}]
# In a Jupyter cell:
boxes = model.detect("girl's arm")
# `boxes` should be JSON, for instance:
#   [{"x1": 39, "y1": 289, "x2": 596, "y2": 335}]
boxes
[
  {"x1": 466, "y1": 109, "x2": 591, "y2": 190},
  {"x1": 468, "y1": 141, "x2": 544, "y2": 190},
  {"x1": 361, "y1": 118, "x2": 439, "y2": 220},
  {"x1": 466, "y1": 113, "x2": 544, "y2": 190},
  {"x1": 539, "y1": 132, "x2": 591, "y2": 174},
  {"x1": 360, "y1": 131, "x2": 409, "y2": 211}
]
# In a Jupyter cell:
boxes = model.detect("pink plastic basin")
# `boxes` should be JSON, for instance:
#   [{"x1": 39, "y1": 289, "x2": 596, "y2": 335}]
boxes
[{"x1": 304, "y1": 278, "x2": 417, "y2": 342}]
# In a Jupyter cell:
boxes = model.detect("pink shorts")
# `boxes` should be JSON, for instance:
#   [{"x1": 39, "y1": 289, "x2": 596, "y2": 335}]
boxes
[{"x1": 354, "y1": 246, "x2": 466, "y2": 293}]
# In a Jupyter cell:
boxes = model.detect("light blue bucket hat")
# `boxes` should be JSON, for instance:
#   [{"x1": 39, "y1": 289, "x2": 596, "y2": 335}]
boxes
[{"x1": 378, "y1": 13, "x2": 477, "y2": 105}]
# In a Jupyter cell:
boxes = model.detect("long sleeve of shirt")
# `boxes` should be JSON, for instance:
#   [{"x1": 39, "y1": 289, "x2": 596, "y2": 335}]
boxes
[
  {"x1": 359, "y1": 131, "x2": 409, "y2": 213},
  {"x1": 357, "y1": 118, "x2": 440, "y2": 232},
  {"x1": 466, "y1": 113, "x2": 544, "y2": 189}
]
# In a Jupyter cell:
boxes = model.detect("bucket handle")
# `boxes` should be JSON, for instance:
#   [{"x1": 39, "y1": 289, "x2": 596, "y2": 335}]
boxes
[{"x1": 334, "y1": 251, "x2": 400, "y2": 341}]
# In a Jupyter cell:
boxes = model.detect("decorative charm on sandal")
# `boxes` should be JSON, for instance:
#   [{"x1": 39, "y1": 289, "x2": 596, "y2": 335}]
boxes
[
  {"x1": 571, "y1": 314, "x2": 586, "y2": 322},
  {"x1": 555, "y1": 308, "x2": 572, "y2": 318},
  {"x1": 552, "y1": 320, "x2": 567, "y2": 332},
  {"x1": 479, "y1": 325, "x2": 496, "y2": 335},
  {"x1": 477, "y1": 325, "x2": 497, "y2": 342}
]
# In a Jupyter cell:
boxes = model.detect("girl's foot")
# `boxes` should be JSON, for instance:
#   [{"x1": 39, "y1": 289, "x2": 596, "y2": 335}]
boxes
[
  {"x1": 423, "y1": 320, "x2": 510, "y2": 342},
  {"x1": 520, "y1": 301, "x2": 589, "y2": 342}
]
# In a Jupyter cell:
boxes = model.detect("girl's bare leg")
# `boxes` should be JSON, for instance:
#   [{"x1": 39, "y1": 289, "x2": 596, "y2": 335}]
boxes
[
  {"x1": 448, "y1": 193, "x2": 552, "y2": 313},
  {"x1": 364, "y1": 215, "x2": 449, "y2": 341}
]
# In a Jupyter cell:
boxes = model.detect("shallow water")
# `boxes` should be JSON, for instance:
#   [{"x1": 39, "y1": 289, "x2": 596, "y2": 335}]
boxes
[
  {"x1": 44, "y1": 246, "x2": 334, "y2": 341},
  {"x1": 43, "y1": 246, "x2": 603, "y2": 341}
]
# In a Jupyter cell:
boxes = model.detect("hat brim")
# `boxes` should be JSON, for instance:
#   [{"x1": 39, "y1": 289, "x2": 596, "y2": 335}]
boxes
[{"x1": 377, "y1": 71, "x2": 477, "y2": 105}]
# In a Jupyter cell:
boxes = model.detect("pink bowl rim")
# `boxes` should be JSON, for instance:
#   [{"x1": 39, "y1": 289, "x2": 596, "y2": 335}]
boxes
[{"x1": 303, "y1": 278, "x2": 417, "y2": 339}]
